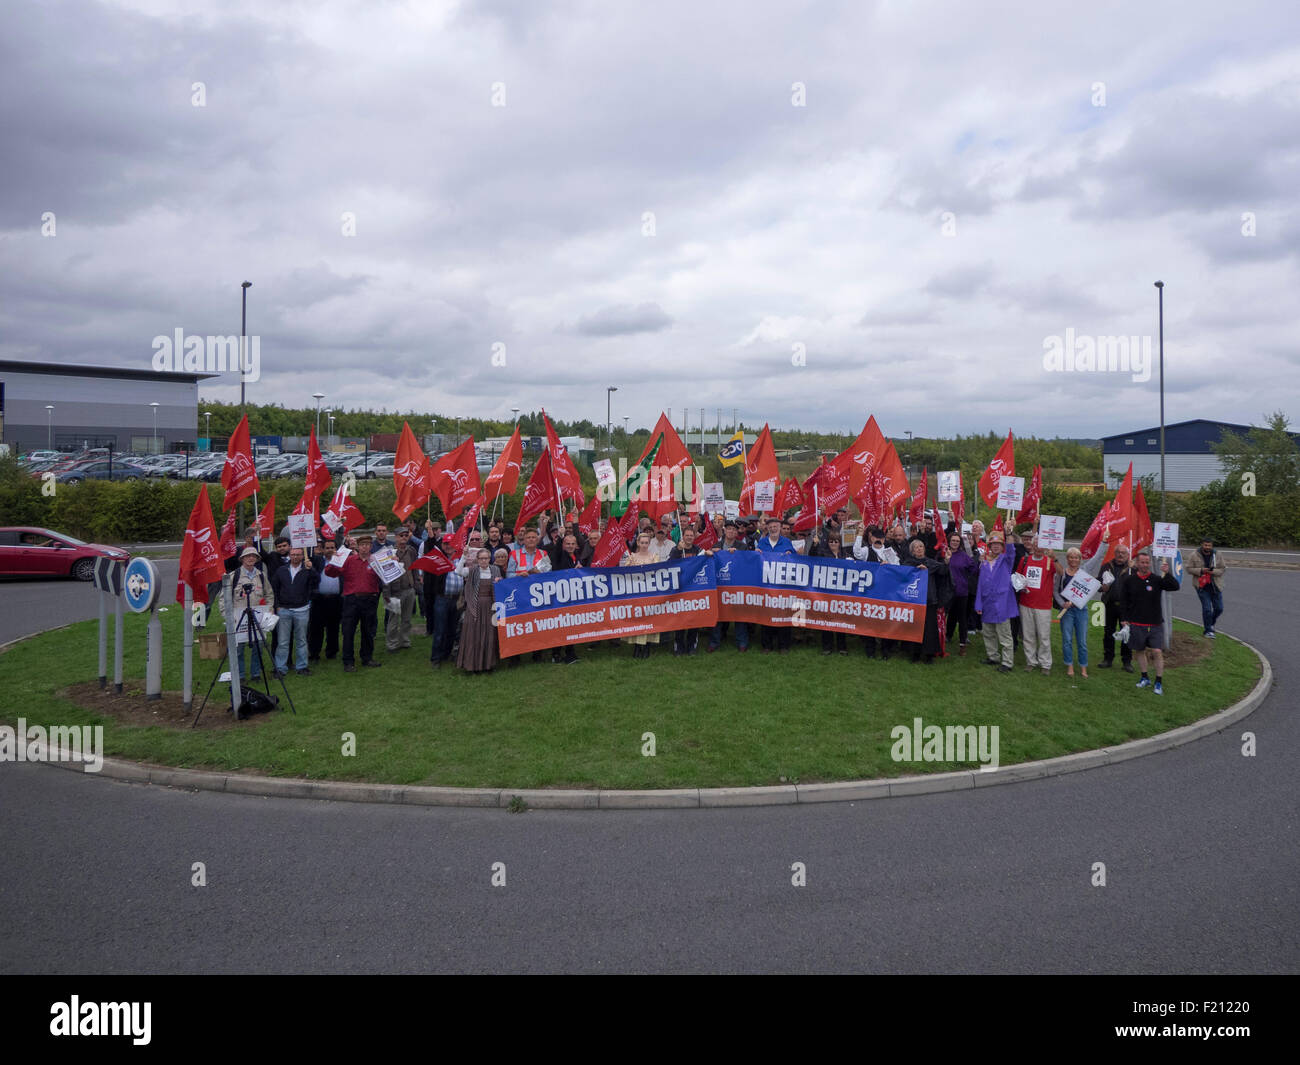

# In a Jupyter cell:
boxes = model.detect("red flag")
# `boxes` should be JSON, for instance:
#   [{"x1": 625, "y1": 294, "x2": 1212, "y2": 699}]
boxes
[
  {"x1": 1081, "y1": 463, "x2": 1132, "y2": 560},
  {"x1": 219, "y1": 510, "x2": 238, "y2": 559},
  {"x1": 740, "y1": 424, "x2": 780, "y2": 515},
  {"x1": 833, "y1": 416, "x2": 889, "y2": 498},
  {"x1": 932, "y1": 505, "x2": 948, "y2": 560},
  {"x1": 950, "y1": 475, "x2": 965, "y2": 528},
  {"x1": 253, "y1": 495, "x2": 276, "y2": 539},
  {"x1": 411, "y1": 549, "x2": 454, "y2": 576},
  {"x1": 993, "y1": 513, "x2": 1005, "y2": 535},
  {"x1": 775, "y1": 476, "x2": 803, "y2": 516},
  {"x1": 879, "y1": 442, "x2": 910, "y2": 511},
  {"x1": 794, "y1": 461, "x2": 847, "y2": 532},
  {"x1": 908, "y1": 466, "x2": 929, "y2": 524},
  {"x1": 430, "y1": 437, "x2": 482, "y2": 519},
  {"x1": 442, "y1": 496, "x2": 484, "y2": 557},
  {"x1": 1131, "y1": 483, "x2": 1153, "y2": 553},
  {"x1": 220, "y1": 414, "x2": 260, "y2": 509},
  {"x1": 323, "y1": 480, "x2": 364, "y2": 534},
  {"x1": 543, "y1": 411, "x2": 584, "y2": 509},
  {"x1": 484, "y1": 427, "x2": 523, "y2": 502},
  {"x1": 516, "y1": 447, "x2": 558, "y2": 528},
  {"x1": 291, "y1": 485, "x2": 317, "y2": 519},
  {"x1": 592, "y1": 502, "x2": 640, "y2": 567},
  {"x1": 577, "y1": 495, "x2": 601, "y2": 538},
  {"x1": 627, "y1": 413, "x2": 696, "y2": 522},
  {"x1": 978, "y1": 431, "x2": 1016, "y2": 507},
  {"x1": 303, "y1": 427, "x2": 331, "y2": 502},
  {"x1": 393, "y1": 422, "x2": 433, "y2": 520},
  {"x1": 1017, "y1": 465, "x2": 1042, "y2": 526},
  {"x1": 695, "y1": 518, "x2": 719, "y2": 550},
  {"x1": 177, "y1": 489, "x2": 225, "y2": 604}
]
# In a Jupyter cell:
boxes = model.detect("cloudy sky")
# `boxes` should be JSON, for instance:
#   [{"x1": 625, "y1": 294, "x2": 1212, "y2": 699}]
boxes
[{"x1": 2, "y1": 0, "x2": 1297, "y2": 440}]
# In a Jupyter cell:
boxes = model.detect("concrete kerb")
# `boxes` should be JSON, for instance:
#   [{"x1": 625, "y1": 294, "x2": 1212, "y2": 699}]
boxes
[{"x1": 14, "y1": 627, "x2": 1274, "y2": 811}]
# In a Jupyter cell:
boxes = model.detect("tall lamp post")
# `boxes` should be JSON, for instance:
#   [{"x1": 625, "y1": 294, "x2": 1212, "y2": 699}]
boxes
[
  {"x1": 606, "y1": 386, "x2": 618, "y2": 450},
  {"x1": 623, "y1": 416, "x2": 629, "y2": 436},
  {"x1": 312, "y1": 393, "x2": 325, "y2": 438},
  {"x1": 239, "y1": 281, "x2": 252, "y2": 411},
  {"x1": 511, "y1": 407, "x2": 520, "y2": 425},
  {"x1": 45, "y1": 405, "x2": 54, "y2": 450},
  {"x1": 1155, "y1": 280, "x2": 1166, "y2": 520},
  {"x1": 327, "y1": 411, "x2": 335, "y2": 445},
  {"x1": 203, "y1": 410, "x2": 212, "y2": 445},
  {"x1": 150, "y1": 402, "x2": 160, "y2": 455}
]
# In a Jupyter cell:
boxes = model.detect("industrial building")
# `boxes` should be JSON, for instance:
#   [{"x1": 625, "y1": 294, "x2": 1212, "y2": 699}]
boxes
[
  {"x1": 0, "y1": 360, "x2": 213, "y2": 456},
  {"x1": 1101, "y1": 418, "x2": 1300, "y2": 491}
]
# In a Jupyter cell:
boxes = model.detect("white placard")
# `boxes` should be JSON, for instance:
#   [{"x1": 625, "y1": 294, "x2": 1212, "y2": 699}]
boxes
[
  {"x1": 234, "y1": 607, "x2": 279, "y2": 645},
  {"x1": 995, "y1": 475, "x2": 1025, "y2": 511},
  {"x1": 1153, "y1": 522, "x2": 1179, "y2": 558},
  {"x1": 877, "y1": 546, "x2": 900, "y2": 565},
  {"x1": 593, "y1": 459, "x2": 615, "y2": 487},
  {"x1": 1037, "y1": 515, "x2": 1066, "y2": 550},
  {"x1": 703, "y1": 482, "x2": 726, "y2": 512},
  {"x1": 288, "y1": 513, "x2": 317, "y2": 548},
  {"x1": 753, "y1": 480, "x2": 777, "y2": 512},
  {"x1": 937, "y1": 470, "x2": 962, "y2": 503},
  {"x1": 330, "y1": 546, "x2": 352, "y2": 567},
  {"x1": 723, "y1": 500, "x2": 740, "y2": 519},
  {"x1": 372, "y1": 556, "x2": 405, "y2": 585},
  {"x1": 1061, "y1": 571, "x2": 1101, "y2": 609}
]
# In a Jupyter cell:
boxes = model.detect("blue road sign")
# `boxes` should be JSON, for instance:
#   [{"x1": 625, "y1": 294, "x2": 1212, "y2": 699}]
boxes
[{"x1": 123, "y1": 557, "x2": 160, "y2": 613}]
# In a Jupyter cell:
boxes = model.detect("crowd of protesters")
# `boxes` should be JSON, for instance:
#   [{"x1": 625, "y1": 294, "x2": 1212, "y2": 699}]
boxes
[{"x1": 217, "y1": 504, "x2": 1208, "y2": 697}]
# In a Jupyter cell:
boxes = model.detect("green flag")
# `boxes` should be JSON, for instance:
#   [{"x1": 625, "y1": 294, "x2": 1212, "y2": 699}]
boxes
[{"x1": 611, "y1": 434, "x2": 664, "y2": 518}]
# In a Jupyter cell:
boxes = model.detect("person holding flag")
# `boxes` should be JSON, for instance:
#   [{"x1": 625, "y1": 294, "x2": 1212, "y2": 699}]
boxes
[
  {"x1": 975, "y1": 530, "x2": 1018, "y2": 672},
  {"x1": 620, "y1": 531, "x2": 660, "y2": 659},
  {"x1": 324, "y1": 534, "x2": 384, "y2": 672}
]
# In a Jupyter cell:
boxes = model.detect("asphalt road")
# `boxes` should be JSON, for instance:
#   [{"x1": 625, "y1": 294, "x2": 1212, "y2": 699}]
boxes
[{"x1": 0, "y1": 564, "x2": 1296, "y2": 973}]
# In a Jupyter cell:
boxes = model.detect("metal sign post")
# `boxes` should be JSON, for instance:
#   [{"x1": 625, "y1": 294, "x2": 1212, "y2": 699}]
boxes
[
  {"x1": 92, "y1": 557, "x2": 124, "y2": 690},
  {"x1": 183, "y1": 586, "x2": 194, "y2": 714},
  {"x1": 123, "y1": 557, "x2": 161, "y2": 699}
]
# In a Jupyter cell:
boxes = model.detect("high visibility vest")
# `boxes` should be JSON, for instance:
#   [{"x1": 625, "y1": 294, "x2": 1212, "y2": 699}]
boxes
[{"x1": 510, "y1": 548, "x2": 546, "y2": 572}]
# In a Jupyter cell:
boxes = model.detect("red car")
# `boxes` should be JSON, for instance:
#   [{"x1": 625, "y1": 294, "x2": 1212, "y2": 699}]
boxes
[{"x1": 0, "y1": 527, "x2": 131, "y2": 581}]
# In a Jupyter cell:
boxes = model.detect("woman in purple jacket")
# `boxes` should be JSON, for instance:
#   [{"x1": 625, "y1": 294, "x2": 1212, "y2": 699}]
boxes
[
  {"x1": 944, "y1": 531, "x2": 976, "y2": 655},
  {"x1": 974, "y1": 531, "x2": 1018, "y2": 672}
]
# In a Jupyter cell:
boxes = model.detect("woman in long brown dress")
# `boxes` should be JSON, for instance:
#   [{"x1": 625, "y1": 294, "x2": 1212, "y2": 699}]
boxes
[
  {"x1": 620, "y1": 531, "x2": 660, "y2": 659},
  {"x1": 457, "y1": 548, "x2": 504, "y2": 673}
]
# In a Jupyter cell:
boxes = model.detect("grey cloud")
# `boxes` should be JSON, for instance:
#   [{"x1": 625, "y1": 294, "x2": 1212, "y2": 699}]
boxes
[{"x1": 569, "y1": 303, "x2": 673, "y2": 336}]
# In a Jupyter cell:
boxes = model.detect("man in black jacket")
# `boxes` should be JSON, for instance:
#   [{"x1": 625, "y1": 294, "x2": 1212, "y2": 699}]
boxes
[
  {"x1": 1098, "y1": 541, "x2": 1134, "y2": 671},
  {"x1": 1118, "y1": 548, "x2": 1180, "y2": 695},
  {"x1": 271, "y1": 546, "x2": 319, "y2": 676},
  {"x1": 668, "y1": 526, "x2": 705, "y2": 655},
  {"x1": 547, "y1": 532, "x2": 586, "y2": 663}
]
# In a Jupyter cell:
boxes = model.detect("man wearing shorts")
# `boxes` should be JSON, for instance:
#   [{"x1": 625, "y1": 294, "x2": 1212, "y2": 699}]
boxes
[{"x1": 1118, "y1": 547, "x2": 1181, "y2": 695}]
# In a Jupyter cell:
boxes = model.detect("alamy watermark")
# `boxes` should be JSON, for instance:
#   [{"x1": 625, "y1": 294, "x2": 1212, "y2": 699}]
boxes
[
  {"x1": 1042, "y1": 328, "x2": 1151, "y2": 383},
  {"x1": 151, "y1": 328, "x2": 260, "y2": 382},
  {"x1": 890, "y1": 716, "x2": 1000, "y2": 771},
  {"x1": 1, "y1": 719, "x2": 103, "y2": 772}
]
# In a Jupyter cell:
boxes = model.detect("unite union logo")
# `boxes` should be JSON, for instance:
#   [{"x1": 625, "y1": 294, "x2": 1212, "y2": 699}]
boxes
[{"x1": 901, "y1": 576, "x2": 922, "y2": 599}]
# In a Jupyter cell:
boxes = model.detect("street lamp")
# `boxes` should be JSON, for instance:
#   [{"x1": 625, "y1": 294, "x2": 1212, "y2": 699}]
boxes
[
  {"x1": 327, "y1": 411, "x2": 335, "y2": 444},
  {"x1": 45, "y1": 405, "x2": 54, "y2": 450},
  {"x1": 239, "y1": 281, "x2": 252, "y2": 411},
  {"x1": 623, "y1": 416, "x2": 629, "y2": 435},
  {"x1": 150, "y1": 402, "x2": 160, "y2": 454},
  {"x1": 511, "y1": 407, "x2": 520, "y2": 426},
  {"x1": 203, "y1": 410, "x2": 212, "y2": 444},
  {"x1": 313, "y1": 393, "x2": 325, "y2": 438},
  {"x1": 606, "y1": 385, "x2": 618, "y2": 449},
  {"x1": 1155, "y1": 280, "x2": 1166, "y2": 520}
]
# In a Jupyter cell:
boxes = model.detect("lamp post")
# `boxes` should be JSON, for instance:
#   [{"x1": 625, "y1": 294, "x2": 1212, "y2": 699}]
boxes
[
  {"x1": 203, "y1": 410, "x2": 212, "y2": 445},
  {"x1": 511, "y1": 407, "x2": 520, "y2": 425},
  {"x1": 150, "y1": 402, "x2": 160, "y2": 455},
  {"x1": 905, "y1": 430, "x2": 913, "y2": 479},
  {"x1": 313, "y1": 393, "x2": 325, "y2": 439},
  {"x1": 623, "y1": 416, "x2": 629, "y2": 435},
  {"x1": 239, "y1": 281, "x2": 252, "y2": 411},
  {"x1": 45, "y1": 405, "x2": 54, "y2": 450},
  {"x1": 606, "y1": 386, "x2": 618, "y2": 450},
  {"x1": 1155, "y1": 280, "x2": 1166, "y2": 520},
  {"x1": 327, "y1": 411, "x2": 335, "y2": 445}
]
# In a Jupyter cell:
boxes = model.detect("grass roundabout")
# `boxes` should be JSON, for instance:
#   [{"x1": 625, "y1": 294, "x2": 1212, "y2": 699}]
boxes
[{"x1": 3, "y1": 608, "x2": 1261, "y2": 790}]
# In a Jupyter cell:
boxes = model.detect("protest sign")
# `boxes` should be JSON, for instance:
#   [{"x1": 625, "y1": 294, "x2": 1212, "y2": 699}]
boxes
[
  {"x1": 593, "y1": 459, "x2": 615, "y2": 488},
  {"x1": 371, "y1": 555, "x2": 405, "y2": 585},
  {"x1": 1037, "y1": 515, "x2": 1066, "y2": 550},
  {"x1": 1060, "y1": 571, "x2": 1101, "y2": 610},
  {"x1": 703, "y1": 482, "x2": 726, "y2": 513},
  {"x1": 287, "y1": 513, "x2": 317, "y2": 549},
  {"x1": 753, "y1": 480, "x2": 777, "y2": 512},
  {"x1": 495, "y1": 556, "x2": 717, "y2": 656},
  {"x1": 937, "y1": 470, "x2": 962, "y2": 503},
  {"x1": 723, "y1": 500, "x2": 740, "y2": 519},
  {"x1": 995, "y1": 476, "x2": 1025, "y2": 511},
  {"x1": 1153, "y1": 522, "x2": 1179, "y2": 558},
  {"x1": 714, "y1": 552, "x2": 926, "y2": 642}
]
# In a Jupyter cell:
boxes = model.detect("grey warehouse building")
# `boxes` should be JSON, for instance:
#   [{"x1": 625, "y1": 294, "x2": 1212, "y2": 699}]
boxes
[
  {"x1": 1101, "y1": 418, "x2": 1300, "y2": 492},
  {"x1": 0, "y1": 360, "x2": 215, "y2": 455}
]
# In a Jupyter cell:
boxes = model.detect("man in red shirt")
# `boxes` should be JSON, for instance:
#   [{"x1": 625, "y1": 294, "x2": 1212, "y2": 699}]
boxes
[
  {"x1": 1015, "y1": 531, "x2": 1058, "y2": 674},
  {"x1": 324, "y1": 533, "x2": 384, "y2": 672}
]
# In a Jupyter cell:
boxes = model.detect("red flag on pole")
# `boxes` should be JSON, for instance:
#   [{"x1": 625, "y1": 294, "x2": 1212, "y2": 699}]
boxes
[
  {"x1": 221, "y1": 414, "x2": 260, "y2": 509},
  {"x1": 393, "y1": 422, "x2": 433, "y2": 520},
  {"x1": 740, "y1": 424, "x2": 779, "y2": 515},
  {"x1": 591, "y1": 502, "x2": 641, "y2": 567},
  {"x1": 323, "y1": 480, "x2": 364, "y2": 534},
  {"x1": 516, "y1": 447, "x2": 558, "y2": 528},
  {"x1": 577, "y1": 495, "x2": 601, "y2": 538},
  {"x1": 879, "y1": 442, "x2": 910, "y2": 512},
  {"x1": 177, "y1": 489, "x2": 226, "y2": 604},
  {"x1": 832, "y1": 416, "x2": 889, "y2": 499},
  {"x1": 484, "y1": 427, "x2": 523, "y2": 502},
  {"x1": 774, "y1": 476, "x2": 803, "y2": 517},
  {"x1": 543, "y1": 411, "x2": 585, "y2": 509},
  {"x1": 411, "y1": 549, "x2": 455, "y2": 576},
  {"x1": 442, "y1": 495, "x2": 485, "y2": 556},
  {"x1": 908, "y1": 466, "x2": 929, "y2": 524},
  {"x1": 1131, "y1": 482, "x2": 1153, "y2": 553},
  {"x1": 1017, "y1": 464, "x2": 1042, "y2": 526},
  {"x1": 430, "y1": 437, "x2": 482, "y2": 519},
  {"x1": 695, "y1": 518, "x2": 719, "y2": 550},
  {"x1": 1082, "y1": 463, "x2": 1133, "y2": 560},
  {"x1": 253, "y1": 495, "x2": 276, "y2": 540},
  {"x1": 978, "y1": 431, "x2": 1015, "y2": 506},
  {"x1": 219, "y1": 509, "x2": 238, "y2": 559},
  {"x1": 625, "y1": 413, "x2": 696, "y2": 522},
  {"x1": 303, "y1": 427, "x2": 331, "y2": 502}
]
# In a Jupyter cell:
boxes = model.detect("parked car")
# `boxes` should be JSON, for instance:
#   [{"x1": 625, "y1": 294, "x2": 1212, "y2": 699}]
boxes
[
  {"x1": 23, "y1": 449, "x2": 61, "y2": 463},
  {"x1": 57, "y1": 460, "x2": 150, "y2": 484},
  {"x1": 0, "y1": 527, "x2": 130, "y2": 581}
]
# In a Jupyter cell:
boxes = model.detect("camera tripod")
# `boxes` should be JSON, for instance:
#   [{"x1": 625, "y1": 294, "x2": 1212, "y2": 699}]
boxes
[{"x1": 192, "y1": 596, "x2": 297, "y2": 727}]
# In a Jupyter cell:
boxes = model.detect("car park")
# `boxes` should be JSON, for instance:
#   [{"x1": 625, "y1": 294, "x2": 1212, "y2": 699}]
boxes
[
  {"x1": 56, "y1": 460, "x2": 149, "y2": 484},
  {"x1": 0, "y1": 527, "x2": 131, "y2": 581}
]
